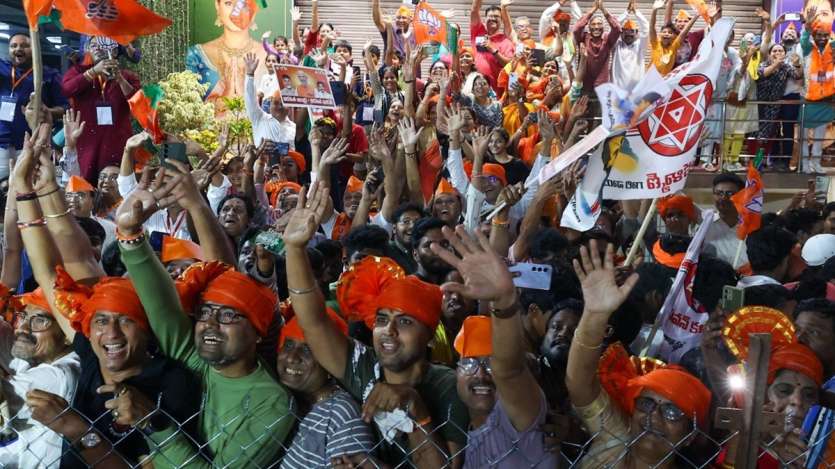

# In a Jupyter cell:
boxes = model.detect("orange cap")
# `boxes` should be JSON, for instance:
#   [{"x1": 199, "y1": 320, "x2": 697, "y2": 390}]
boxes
[
  {"x1": 676, "y1": 9, "x2": 691, "y2": 20},
  {"x1": 768, "y1": 343, "x2": 824, "y2": 386},
  {"x1": 53, "y1": 266, "x2": 148, "y2": 337},
  {"x1": 161, "y1": 236, "x2": 204, "y2": 264},
  {"x1": 554, "y1": 10, "x2": 572, "y2": 22},
  {"x1": 11, "y1": 287, "x2": 52, "y2": 314},
  {"x1": 397, "y1": 5, "x2": 413, "y2": 17},
  {"x1": 623, "y1": 19, "x2": 637, "y2": 30},
  {"x1": 375, "y1": 276, "x2": 443, "y2": 330},
  {"x1": 454, "y1": 315, "x2": 493, "y2": 358},
  {"x1": 285, "y1": 150, "x2": 306, "y2": 173},
  {"x1": 657, "y1": 194, "x2": 697, "y2": 222},
  {"x1": 279, "y1": 307, "x2": 348, "y2": 349},
  {"x1": 266, "y1": 181, "x2": 302, "y2": 207},
  {"x1": 346, "y1": 175, "x2": 364, "y2": 193},
  {"x1": 481, "y1": 163, "x2": 508, "y2": 186},
  {"x1": 176, "y1": 262, "x2": 277, "y2": 337},
  {"x1": 435, "y1": 178, "x2": 458, "y2": 196},
  {"x1": 67, "y1": 175, "x2": 95, "y2": 193},
  {"x1": 337, "y1": 256, "x2": 405, "y2": 327}
]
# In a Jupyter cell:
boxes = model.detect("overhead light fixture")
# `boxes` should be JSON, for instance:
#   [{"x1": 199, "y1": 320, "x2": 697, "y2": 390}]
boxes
[
  {"x1": 0, "y1": 33, "x2": 10, "y2": 40},
  {"x1": 46, "y1": 36, "x2": 63, "y2": 44}
]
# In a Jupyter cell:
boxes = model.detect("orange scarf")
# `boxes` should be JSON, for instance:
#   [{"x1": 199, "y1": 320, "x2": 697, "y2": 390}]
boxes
[
  {"x1": 807, "y1": 41, "x2": 835, "y2": 101},
  {"x1": 419, "y1": 139, "x2": 443, "y2": 203}
]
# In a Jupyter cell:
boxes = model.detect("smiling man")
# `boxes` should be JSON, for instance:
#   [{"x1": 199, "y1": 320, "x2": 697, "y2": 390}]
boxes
[
  {"x1": 0, "y1": 289, "x2": 79, "y2": 469},
  {"x1": 470, "y1": 0, "x2": 516, "y2": 87}
]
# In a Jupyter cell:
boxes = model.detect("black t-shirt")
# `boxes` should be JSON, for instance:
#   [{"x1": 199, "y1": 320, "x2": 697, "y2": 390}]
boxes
[
  {"x1": 61, "y1": 335, "x2": 200, "y2": 468},
  {"x1": 499, "y1": 158, "x2": 531, "y2": 186}
]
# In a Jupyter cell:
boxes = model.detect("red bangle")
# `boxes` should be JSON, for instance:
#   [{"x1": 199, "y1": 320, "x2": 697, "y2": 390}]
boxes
[
  {"x1": 15, "y1": 191, "x2": 37, "y2": 202},
  {"x1": 17, "y1": 218, "x2": 46, "y2": 229}
]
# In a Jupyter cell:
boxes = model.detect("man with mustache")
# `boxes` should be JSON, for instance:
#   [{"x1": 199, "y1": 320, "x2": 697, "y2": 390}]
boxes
[
  {"x1": 572, "y1": 0, "x2": 621, "y2": 93},
  {"x1": 0, "y1": 33, "x2": 65, "y2": 180},
  {"x1": 470, "y1": 0, "x2": 516, "y2": 88},
  {"x1": 0, "y1": 288, "x2": 80, "y2": 468}
]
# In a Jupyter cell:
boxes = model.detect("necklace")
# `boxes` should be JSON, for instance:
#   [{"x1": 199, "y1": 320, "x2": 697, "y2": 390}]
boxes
[
  {"x1": 217, "y1": 39, "x2": 254, "y2": 57},
  {"x1": 312, "y1": 384, "x2": 340, "y2": 405}
]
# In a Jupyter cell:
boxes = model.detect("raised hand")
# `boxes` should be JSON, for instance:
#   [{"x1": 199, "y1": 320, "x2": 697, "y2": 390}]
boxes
[
  {"x1": 163, "y1": 159, "x2": 206, "y2": 212},
  {"x1": 115, "y1": 166, "x2": 184, "y2": 237},
  {"x1": 570, "y1": 95, "x2": 589, "y2": 120},
  {"x1": 539, "y1": 110, "x2": 558, "y2": 143},
  {"x1": 472, "y1": 126, "x2": 491, "y2": 158},
  {"x1": 396, "y1": 116, "x2": 420, "y2": 150},
  {"x1": 283, "y1": 182, "x2": 329, "y2": 248},
  {"x1": 430, "y1": 225, "x2": 516, "y2": 305},
  {"x1": 192, "y1": 153, "x2": 222, "y2": 191},
  {"x1": 496, "y1": 182, "x2": 525, "y2": 208},
  {"x1": 244, "y1": 52, "x2": 259, "y2": 77},
  {"x1": 319, "y1": 137, "x2": 349, "y2": 170},
  {"x1": 125, "y1": 131, "x2": 150, "y2": 153},
  {"x1": 572, "y1": 240, "x2": 639, "y2": 317},
  {"x1": 291, "y1": 6, "x2": 302, "y2": 22},
  {"x1": 445, "y1": 104, "x2": 465, "y2": 134},
  {"x1": 63, "y1": 108, "x2": 86, "y2": 151},
  {"x1": 97, "y1": 384, "x2": 155, "y2": 427},
  {"x1": 14, "y1": 125, "x2": 51, "y2": 193},
  {"x1": 368, "y1": 124, "x2": 392, "y2": 162}
]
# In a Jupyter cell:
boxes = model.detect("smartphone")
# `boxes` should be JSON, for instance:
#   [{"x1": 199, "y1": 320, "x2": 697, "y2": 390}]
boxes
[
  {"x1": 508, "y1": 73, "x2": 519, "y2": 90},
  {"x1": 515, "y1": 43, "x2": 525, "y2": 55},
  {"x1": 475, "y1": 36, "x2": 488, "y2": 51},
  {"x1": 269, "y1": 143, "x2": 290, "y2": 166},
  {"x1": 330, "y1": 81, "x2": 348, "y2": 106},
  {"x1": 366, "y1": 167, "x2": 384, "y2": 193},
  {"x1": 149, "y1": 231, "x2": 166, "y2": 252},
  {"x1": 720, "y1": 285, "x2": 745, "y2": 312},
  {"x1": 785, "y1": 12, "x2": 800, "y2": 21},
  {"x1": 159, "y1": 142, "x2": 188, "y2": 170},
  {"x1": 509, "y1": 263, "x2": 553, "y2": 290},
  {"x1": 422, "y1": 44, "x2": 440, "y2": 56},
  {"x1": 815, "y1": 176, "x2": 830, "y2": 204},
  {"x1": 530, "y1": 48, "x2": 546, "y2": 67}
]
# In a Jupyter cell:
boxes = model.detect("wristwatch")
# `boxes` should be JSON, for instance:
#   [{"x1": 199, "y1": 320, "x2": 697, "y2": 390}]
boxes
[{"x1": 80, "y1": 431, "x2": 102, "y2": 449}]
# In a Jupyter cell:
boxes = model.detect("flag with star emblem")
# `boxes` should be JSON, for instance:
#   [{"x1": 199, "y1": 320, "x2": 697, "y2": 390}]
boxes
[
  {"x1": 730, "y1": 162, "x2": 763, "y2": 240},
  {"x1": 561, "y1": 18, "x2": 734, "y2": 231}
]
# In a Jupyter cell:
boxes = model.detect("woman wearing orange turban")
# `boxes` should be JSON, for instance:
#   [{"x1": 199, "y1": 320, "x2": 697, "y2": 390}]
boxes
[{"x1": 568, "y1": 240, "x2": 711, "y2": 468}]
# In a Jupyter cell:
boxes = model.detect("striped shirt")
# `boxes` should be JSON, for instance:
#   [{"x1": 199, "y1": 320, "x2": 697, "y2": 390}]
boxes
[{"x1": 280, "y1": 390, "x2": 375, "y2": 468}]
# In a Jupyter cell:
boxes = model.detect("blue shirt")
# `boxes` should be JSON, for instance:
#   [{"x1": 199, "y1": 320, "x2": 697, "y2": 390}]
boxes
[{"x1": 0, "y1": 59, "x2": 66, "y2": 149}]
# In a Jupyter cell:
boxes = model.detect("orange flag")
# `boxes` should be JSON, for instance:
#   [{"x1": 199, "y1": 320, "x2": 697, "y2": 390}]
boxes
[
  {"x1": 23, "y1": 0, "x2": 54, "y2": 28},
  {"x1": 413, "y1": 2, "x2": 447, "y2": 46},
  {"x1": 730, "y1": 163, "x2": 764, "y2": 240},
  {"x1": 53, "y1": 0, "x2": 171, "y2": 45},
  {"x1": 685, "y1": 0, "x2": 711, "y2": 22}
]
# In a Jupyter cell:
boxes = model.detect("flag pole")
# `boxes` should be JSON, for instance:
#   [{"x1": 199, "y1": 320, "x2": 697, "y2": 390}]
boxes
[
  {"x1": 29, "y1": 25, "x2": 43, "y2": 128},
  {"x1": 624, "y1": 198, "x2": 657, "y2": 266}
]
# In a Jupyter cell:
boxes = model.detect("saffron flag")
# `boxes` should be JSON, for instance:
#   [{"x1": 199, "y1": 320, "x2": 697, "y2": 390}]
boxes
[
  {"x1": 730, "y1": 163, "x2": 764, "y2": 240},
  {"x1": 26, "y1": 0, "x2": 171, "y2": 45},
  {"x1": 685, "y1": 0, "x2": 711, "y2": 22},
  {"x1": 648, "y1": 210, "x2": 715, "y2": 363},
  {"x1": 413, "y1": 2, "x2": 447, "y2": 46},
  {"x1": 128, "y1": 84, "x2": 165, "y2": 144}
]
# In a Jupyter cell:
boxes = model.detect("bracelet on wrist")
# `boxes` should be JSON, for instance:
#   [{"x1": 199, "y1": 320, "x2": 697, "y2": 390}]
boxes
[
  {"x1": 44, "y1": 208, "x2": 72, "y2": 220},
  {"x1": 116, "y1": 228, "x2": 145, "y2": 243},
  {"x1": 489, "y1": 297, "x2": 520, "y2": 318},
  {"x1": 36, "y1": 186, "x2": 59, "y2": 198},
  {"x1": 17, "y1": 218, "x2": 46, "y2": 229},
  {"x1": 491, "y1": 218, "x2": 509, "y2": 227},
  {"x1": 15, "y1": 191, "x2": 38, "y2": 202},
  {"x1": 288, "y1": 285, "x2": 317, "y2": 295}
]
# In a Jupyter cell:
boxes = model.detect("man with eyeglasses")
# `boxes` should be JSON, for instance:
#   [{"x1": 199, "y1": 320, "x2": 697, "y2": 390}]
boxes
[
  {"x1": 470, "y1": 0, "x2": 516, "y2": 88},
  {"x1": 567, "y1": 239, "x2": 712, "y2": 468},
  {"x1": 704, "y1": 172, "x2": 749, "y2": 269},
  {"x1": 116, "y1": 181, "x2": 294, "y2": 466},
  {"x1": 0, "y1": 288, "x2": 80, "y2": 468}
]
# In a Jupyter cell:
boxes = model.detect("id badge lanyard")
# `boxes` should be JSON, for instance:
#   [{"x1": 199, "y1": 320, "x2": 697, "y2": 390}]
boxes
[
  {"x1": 96, "y1": 76, "x2": 114, "y2": 126},
  {"x1": 1, "y1": 67, "x2": 32, "y2": 121}
]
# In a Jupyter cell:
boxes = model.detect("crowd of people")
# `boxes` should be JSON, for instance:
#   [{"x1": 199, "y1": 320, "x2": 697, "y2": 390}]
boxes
[{"x1": 0, "y1": 0, "x2": 834, "y2": 467}]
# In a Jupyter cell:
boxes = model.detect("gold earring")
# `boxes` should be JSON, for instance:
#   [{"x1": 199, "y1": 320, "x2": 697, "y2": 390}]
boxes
[{"x1": 215, "y1": 18, "x2": 222, "y2": 27}]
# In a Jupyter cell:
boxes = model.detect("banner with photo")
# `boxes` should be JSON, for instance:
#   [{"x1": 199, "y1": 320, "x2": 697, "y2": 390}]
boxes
[{"x1": 275, "y1": 65, "x2": 337, "y2": 109}]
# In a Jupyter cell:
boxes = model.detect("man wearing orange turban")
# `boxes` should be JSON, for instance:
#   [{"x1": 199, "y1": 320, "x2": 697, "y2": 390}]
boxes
[
  {"x1": 321, "y1": 175, "x2": 364, "y2": 240},
  {"x1": 283, "y1": 183, "x2": 469, "y2": 465},
  {"x1": 118, "y1": 229, "x2": 293, "y2": 466},
  {"x1": 161, "y1": 236, "x2": 204, "y2": 280},
  {"x1": 652, "y1": 194, "x2": 697, "y2": 268}
]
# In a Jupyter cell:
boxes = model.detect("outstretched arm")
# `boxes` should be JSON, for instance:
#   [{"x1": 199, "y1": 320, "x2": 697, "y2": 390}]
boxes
[
  {"x1": 677, "y1": 12, "x2": 699, "y2": 41},
  {"x1": 471, "y1": 0, "x2": 484, "y2": 28},
  {"x1": 566, "y1": 241, "x2": 638, "y2": 407},
  {"x1": 284, "y1": 183, "x2": 349, "y2": 378},
  {"x1": 500, "y1": 0, "x2": 515, "y2": 40},
  {"x1": 372, "y1": 0, "x2": 386, "y2": 32}
]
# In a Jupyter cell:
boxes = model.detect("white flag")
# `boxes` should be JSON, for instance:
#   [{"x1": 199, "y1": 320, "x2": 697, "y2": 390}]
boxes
[{"x1": 649, "y1": 210, "x2": 715, "y2": 363}]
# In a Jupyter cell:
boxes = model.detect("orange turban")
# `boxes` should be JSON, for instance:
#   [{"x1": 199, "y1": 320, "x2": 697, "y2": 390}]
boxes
[
  {"x1": 435, "y1": 178, "x2": 458, "y2": 196},
  {"x1": 11, "y1": 288, "x2": 52, "y2": 314},
  {"x1": 375, "y1": 276, "x2": 443, "y2": 330},
  {"x1": 53, "y1": 266, "x2": 148, "y2": 337},
  {"x1": 658, "y1": 194, "x2": 697, "y2": 222},
  {"x1": 161, "y1": 236, "x2": 204, "y2": 264},
  {"x1": 652, "y1": 241, "x2": 685, "y2": 269},
  {"x1": 554, "y1": 10, "x2": 572, "y2": 22},
  {"x1": 279, "y1": 307, "x2": 348, "y2": 349},
  {"x1": 454, "y1": 315, "x2": 492, "y2": 358},
  {"x1": 812, "y1": 20, "x2": 833, "y2": 34},
  {"x1": 599, "y1": 343, "x2": 712, "y2": 426},
  {"x1": 67, "y1": 175, "x2": 95, "y2": 193},
  {"x1": 623, "y1": 19, "x2": 637, "y2": 30},
  {"x1": 285, "y1": 150, "x2": 306, "y2": 173},
  {"x1": 481, "y1": 163, "x2": 508, "y2": 186},
  {"x1": 346, "y1": 175, "x2": 364, "y2": 193},
  {"x1": 266, "y1": 181, "x2": 302, "y2": 207},
  {"x1": 337, "y1": 256, "x2": 405, "y2": 327},
  {"x1": 676, "y1": 9, "x2": 691, "y2": 20},
  {"x1": 768, "y1": 343, "x2": 823, "y2": 387},
  {"x1": 176, "y1": 262, "x2": 277, "y2": 337}
]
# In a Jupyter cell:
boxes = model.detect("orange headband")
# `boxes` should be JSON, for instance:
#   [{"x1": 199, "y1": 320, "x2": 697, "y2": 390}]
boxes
[
  {"x1": 657, "y1": 194, "x2": 697, "y2": 222},
  {"x1": 11, "y1": 287, "x2": 52, "y2": 314},
  {"x1": 652, "y1": 241, "x2": 686, "y2": 269},
  {"x1": 285, "y1": 150, "x2": 306, "y2": 173},
  {"x1": 481, "y1": 163, "x2": 508, "y2": 186},
  {"x1": 279, "y1": 307, "x2": 348, "y2": 349},
  {"x1": 67, "y1": 175, "x2": 95, "y2": 193},
  {"x1": 161, "y1": 236, "x2": 204, "y2": 264},
  {"x1": 346, "y1": 175, "x2": 364, "y2": 193},
  {"x1": 374, "y1": 276, "x2": 443, "y2": 330},
  {"x1": 768, "y1": 343, "x2": 823, "y2": 386}
]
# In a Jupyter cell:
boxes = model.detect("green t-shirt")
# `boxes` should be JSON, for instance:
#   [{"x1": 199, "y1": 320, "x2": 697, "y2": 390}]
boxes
[
  {"x1": 340, "y1": 340, "x2": 469, "y2": 464},
  {"x1": 121, "y1": 241, "x2": 295, "y2": 468}
]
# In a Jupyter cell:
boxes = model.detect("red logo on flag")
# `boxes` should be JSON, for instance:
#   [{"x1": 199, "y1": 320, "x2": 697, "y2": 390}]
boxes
[{"x1": 637, "y1": 74, "x2": 713, "y2": 157}]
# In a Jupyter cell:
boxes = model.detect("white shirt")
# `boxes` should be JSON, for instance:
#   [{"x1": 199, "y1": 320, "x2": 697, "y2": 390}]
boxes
[
  {"x1": 207, "y1": 175, "x2": 232, "y2": 214},
  {"x1": 703, "y1": 212, "x2": 748, "y2": 269},
  {"x1": 245, "y1": 76, "x2": 297, "y2": 148},
  {"x1": 737, "y1": 274, "x2": 781, "y2": 288},
  {"x1": 611, "y1": 11, "x2": 649, "y2": 92},
  {"x1": 0, "y1": 320, "x2": 80, "y2": 469},
  {"x1": 258, "y1": 73, "x2": 279, "y2": 98}
]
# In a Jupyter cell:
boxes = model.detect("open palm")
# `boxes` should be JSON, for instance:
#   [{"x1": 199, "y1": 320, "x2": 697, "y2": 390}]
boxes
[
  {"x1": 283, "y1": 183, "x2": 329, "y2": 247},
  {"x1": 573, "y1": 240, "x2": 638, "y2": 317},
  {"x1": 431, "y1": 226, "x2": 515, "y2": 302}
]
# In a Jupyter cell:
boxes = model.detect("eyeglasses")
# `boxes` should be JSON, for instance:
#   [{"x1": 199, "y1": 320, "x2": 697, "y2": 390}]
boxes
[
  {"x1": 457, "y1": 357, "x2": 492, "y2": 376},
  {"x1": 713, "y1": 189, "x2": 736, "y2": 198},
  {"x1": 14, "y1": 312, "x2": 54, "y2": 332},
  {"x1": 98, "y1": 173, "x2": 118, "y2": 182},
  {"x1": 197, "y1": 304, "x2": 246, "y2": 325},
  {"x1": 634, "y1": 396, "x2": 687, "y2": 422}
]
